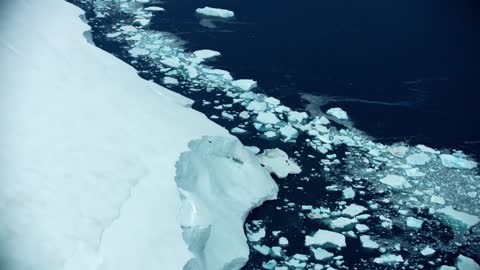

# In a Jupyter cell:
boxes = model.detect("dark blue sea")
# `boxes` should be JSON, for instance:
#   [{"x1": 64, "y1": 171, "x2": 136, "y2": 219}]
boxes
[{"x1": 69, "y1": 0, "x2": 480, "y2": 269}]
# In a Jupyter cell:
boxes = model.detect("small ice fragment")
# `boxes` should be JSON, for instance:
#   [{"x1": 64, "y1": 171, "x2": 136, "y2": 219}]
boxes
[
  {"x1": 406, "y1": 217, "x2": 423, "y2": 230},
  {"x1": 144, "y1": 6, "x2": 165, "y2": 11},
  {"x1": 196, "y1": 6, "x2": 235, "y2": 18},
  {"x1": 256, "y1": 112, "x2": 280, "y2": 125},
  {"x1": 360, "y1": 235, "x2": 380, "y2": 250},
  {"x1": 257, "y1": 148, "x2": 301, "y2": 178},
  {"x1": 406, "y1": 153, "x2": 431, "y2": 166},
  {"x1": 342, "y1": 187, "x2": 355, "y2": 199},
  {"x1": 163, "y1": 77, "x2": 179, "y2": 85},
  {"x1": 373, "y1": 254, "x2": 404, "y2": 266},
  {"x1": 342, "y1": 204, "x2": 367, "y2": 217},
  {"x1": 379, "y1": 175, "x2": 412, "y2": 190},
  {"x1": 420, "y1": 246, "x2": 436, "y2": 256},
  {"x1": 305, "y1": 229, "x2": 346, "y2": 249},
  {"x1": 279, "y1": 125, "x2": 298, "y2": 139},
  {"x1": 355, "y1": 224, "x2": 369, "y2": 233},
  {"x1": 232, "y1": 79, "x2": 257, "y2": 91},
  {"x1": 279, "y1": 237, "x2": 289, "y2": 246},
  {"x1": 456, "y1": 254, "x2": 480, "y2": 270},
  {"x1": 430, "y1": 195, "x2": 446, "y2": 205},
  {"x1": 326, "y1": 107, "x2": 349, "y2": 120},
  {"x1": 437, "y1": 206, "x2": 480, "y2": 231},
  {"x1": 440, "y1": 154, "x2": 477, "y2": 169},
  {"x1": 310, "y1": 247, "x2": 334, "y2": 261}
]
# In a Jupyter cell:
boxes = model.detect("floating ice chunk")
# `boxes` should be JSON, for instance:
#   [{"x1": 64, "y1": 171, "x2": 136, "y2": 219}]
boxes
[
  {"x1": 106, "y1": 32, "x2": 121, "y2": 38},
  {"x1": 360, "y1": 235, "x2": 379, "y2": 250},
  {"x1": 305, "y1": 229, "x2": 346, "y2": 249},
  {"x1": 221, "y1": 111, "x2": 234, "y2": 121},
  {"x1": 342, "y1": 204, "x2": 367, "y2": 217},
  {"x1": 232, "y1": 79, "x2": 258, "y2": 91},
  {"x1": 185, "y1": 65, "x2": 198, "y2": 78},
  {"x1": 293, "y1": 254, "x2": 309, "y2": 261},
  {"x1": 160, "y1": 58, "x2": 181, "y2": 68},
  {"x1": 120, "y1": 25, "x2": 137, "y2": 33},
  {"x1": 196, "y1": 7, "x2": 235, "y2": 18},
  {"x1": 265, "y1": 97, "x2": 280, "y2": 106},
  {"x1": 163, "y1": 77, "x2": 179, "y2": 85},
  {"x1": 389, "y1": 145, "x2": 409, "y2": 158},
  {"x1": 379, "y1": 175, "x2": 412, "y2": 191},
  {"x1": 440, "y1": 154, "x2": 477, "y2": 170},
  {"x1": 246, "y1": 101, "x2": 268, "y2": 112},
  {"x1": 279, "y1": 237, "x2": 289, "y2": 246},
  {"x1": 128, "y1": 47, "x2": 150, "y2": 57},
  {"x1": 279, "y1": 125, "x2": 298, "y2": 139},
  {"x1": 311, "y1": 247, "x2": 334, "y2": 261},
  {"x1": 288, "y1": 111, "x2": 309, "y2": 123},
  {"x1": 373, "y1": 254, "x2": 404, "y2": 265},
  {"x1": 262, "y1": 260, "x2": 277, "y2": 269},
  {"x1": 247, "y1": 228, "x2": 266, "y2": 242},
  {"x1": 231, "y1": 127, "x2": 247, "y2": 134},
  {"x1": 406, "y1": 153, "x2": 431, "y2": 166},
  {"x1": 405, "y1": 168, "x2": 426, "y2": 177},
  {"x1": 239, "y1": 111, "x2": 250, "y2": 119},
  {"x1": 430, "y1": 195, "x2": 446, "y2": 205},
  {"x1": 253, "y1": 244, "x2": 270, "y2": 256},
  {"x1": 192, "y1": 49, "x2": 221, "y2": 63},
  {"x1": 456, "y1": 254, "x2": 480, "y2": 270},
  {"x1": 417, "y1": 144, "x2": 440, "y2": 154},
  {"x1": 205, "y1": 69, "x2": 233, "y2": 80},
  {"x1": 145, "y1": 6, "x2": 165, "y2": 11},
  {"x1": 355, "y1": 224, "x2": 369, "y2": 233},
  {"x1": 420, "y1": 246, "x2": 436, "y2": 256},
  {"x1": 329, "y1": 217, "x2": 358, "y2": 231},
  {"x1": 342, "y1": 187, "x2": 355, "y2": 200},
  {"x1": 406, "y1": 217, "x2": 423, "y2": 229},
  {"x1": 437, "y1": 206, "x2": 480, "y2": 231},
  {"x1": 271, "y1": 246, "x2": 283, "y2": 257},
  {"x1": 326, "y1": 107, "x2": 348, "y2": 120},
  {"x1": 438, "y1": 266, "x2": 457, "y2": 270},
  {"x1": 257, "y1": 148, "x2": 301, "y2": 178},
  {"x1": 263, "y1": 131, "x2": 278, "y2": 139},
  {"x1": 256, "y1": 112, "x2": 280, "y2": 125}
]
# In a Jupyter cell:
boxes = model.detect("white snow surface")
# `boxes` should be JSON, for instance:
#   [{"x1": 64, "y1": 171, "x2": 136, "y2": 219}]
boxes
[{"x1": 0, "y1": 1, "x2": 277, "y2": 270}]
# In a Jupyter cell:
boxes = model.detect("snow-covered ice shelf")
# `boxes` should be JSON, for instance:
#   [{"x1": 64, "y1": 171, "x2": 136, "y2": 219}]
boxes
[{"x1": 0, "y1": 1, "x2": 277, "y2": 270}]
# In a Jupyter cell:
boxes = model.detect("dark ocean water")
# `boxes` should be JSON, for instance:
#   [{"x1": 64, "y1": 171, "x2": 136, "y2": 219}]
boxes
[{"x1": 154, "y1": 0, "x2": 480, "y2": 158}]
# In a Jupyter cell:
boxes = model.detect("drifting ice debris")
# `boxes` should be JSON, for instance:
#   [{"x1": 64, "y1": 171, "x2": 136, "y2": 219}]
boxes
[
  {"x1": 406, "y1": 153, "x2": 431, "y2": 166},
  {"x1": 326, "y1": 107, "x2": 349, "y2": 120},
  {"x1": 329, "y1": 217, "x2": 358, "y2": 231},
  {"x1": 417, "y1": 144, "x2": 440, "y2": 154},
  {"x1": 379, "y1": 175, "x2": 412, "y2": 191},
  {"x1": 305, "y1": 229, "x2": 346, "y2": 249},
  {"x1": 231, "y1": 127, "x2": 247, "y2": 134},
  {"x1": 232, "y1": 79, "x2": 258, "y2": 91},
  {"x1": 436, "y1": 206, "x2": 480, "y2": 231},
  {"x1": 196, "y1": 7, "x2": 235, "y2": 18},
  {"x1": 388, "y1": 145, "x2": 409, "y2": 158},
  {"x1": 192, "y1": 49, "x2": 221, "y2": 63},
  {"x1": 279, "y1": 237, "x2": 289, "y2": 246},
  {"x1": 440, "y1": 154, "x2": 478, "y2": 170},
  {"x1": 144, "y1": 6, "x2": 165, "y2": 12},
  {"x1": 257, "y1": 148, "x2": 301, "y2": 178},
  {"x1": 342, "y1": 187, "x2": 356, "y2": 199},
  {"x1": 311, "y1": 247, "x2": 334, "y2": 261},
  {"x1": 128, "y1": 47, "x2": 150, "y2": 57},
  {"x1": 253, "y1": 244, "x2": 270, "y2": 255},
  {"x1": 360, "y1": 235, "x2": 380, "y2": 250},
  {"x1": 456, "y1": 254, "x2": 480, "y2": 270},
  {"x1": 279, "y1": 125, "x2": 298, "y2": 139},
  {"x1": 163, "y1": 76, "x2": 179, "y2": 85},
  {"x1": 373, "y1": 254, "x2": 404, "y2": 265},
  {"x1": 288, "y1": 111, "x2": 309, "y2": 123},
  {"x1": 256, "y1": 111, "x2": 280, "y2": 125},
  {"x1": 420, "y1": 246, "x2": 436, "y2": 256},
  {"x1": 406, "y1": 217, "x2": 424, "y2": 230},
  {"x1": 342, "y1": 204, "x2": 367, "y2": 217},
  {"x1": 430, "y1": 195, "x2": 446, "y2": 205},
  {"x1": 438, "y1": 266, "x2": 457, "y2": 270},
  {"x1": 355, "y1": 224, "x2": 370, "y2": 233}
]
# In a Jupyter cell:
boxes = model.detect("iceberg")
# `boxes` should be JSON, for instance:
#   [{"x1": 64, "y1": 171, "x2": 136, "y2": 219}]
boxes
[
  {"x1": 0, "y1": 1, "x2": 278, "y2": 270},
  {"x1": 305, "y1": 229, "x2": 346, "y2": 249},
  {"x1": 192, "y1": 49, "x2": 221, "y2": 63},
  {"x1": 196, "y1": 7, "x2": 235, "y2": 18},
  {"x1": 436, "y1": 206, "x2": 480, "y2": 232},
  {"x1": 456, "y1": 254, "x2": 480, "y2": 270},
  {"x1": 232, "y1": 79, "x2": 258, "y2": 91},
  {"x1": 379, "y1": 175, "x2": 412, "y2": 190}
]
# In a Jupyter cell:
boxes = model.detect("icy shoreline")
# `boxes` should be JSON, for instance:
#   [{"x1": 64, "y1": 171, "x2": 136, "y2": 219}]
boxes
[{"x1": 0, "y1": 1, "x2": 278, "y2": 269}]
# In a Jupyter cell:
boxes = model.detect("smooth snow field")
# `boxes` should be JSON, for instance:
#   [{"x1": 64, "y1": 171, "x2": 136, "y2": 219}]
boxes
[{"x1": 2, "y1": 0, "x2": 479, "y2": 269}]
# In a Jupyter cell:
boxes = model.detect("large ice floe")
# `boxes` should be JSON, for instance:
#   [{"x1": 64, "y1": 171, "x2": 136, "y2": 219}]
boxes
[
  {"x1": 0, "y1": 1, "x2": 277, "y2": 270},
  {"x1": 68, "y1": 0, "x2": 480, "y2": 268}
]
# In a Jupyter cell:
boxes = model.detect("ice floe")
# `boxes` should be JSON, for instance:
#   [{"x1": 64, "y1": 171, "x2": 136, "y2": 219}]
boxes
[
  {"x1": 257, "y1": 148, "x2": 302, "y2": 178},
  {"x1": 196, "y1": 7, "x2": 235, "y2": 18}
]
